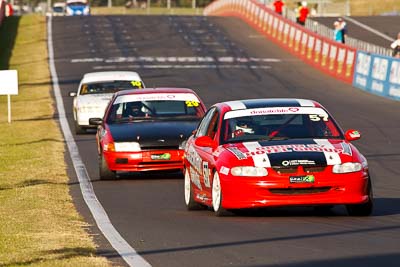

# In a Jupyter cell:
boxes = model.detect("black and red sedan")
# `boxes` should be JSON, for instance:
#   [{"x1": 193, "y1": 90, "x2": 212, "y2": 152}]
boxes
[{"x1": 90, "y1": 88, "x2": 206, "y2": 179}]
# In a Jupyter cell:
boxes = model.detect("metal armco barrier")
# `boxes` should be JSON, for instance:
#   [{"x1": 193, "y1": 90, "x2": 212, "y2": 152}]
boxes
[
  {"x1": 0, "y1": 0, "x2": 6, "y2": 28},
  {"x1": 353, "y1": 52, "x2": 400, "y2": 101},
  {"x1": 204, "y1": 0, "x2": 356, "y2": 84},
  {"x1": 305, "y1": 19, "x2": 393, "y2": 57}
]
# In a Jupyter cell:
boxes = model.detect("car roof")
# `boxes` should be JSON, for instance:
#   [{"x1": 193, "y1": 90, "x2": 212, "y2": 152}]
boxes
[
  {"x1": 80, "y1": 71, "x2": 142, "y2": 84},
  {"x1": 219, "y1": 98, "x2": 322, "y2": 110},
  {"x1": 114, "y1": 87, "x2": 199, "y2": 96}
]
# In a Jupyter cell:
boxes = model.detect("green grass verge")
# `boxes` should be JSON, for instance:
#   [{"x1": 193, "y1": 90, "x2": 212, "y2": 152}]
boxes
[
  {"x1": 0, "y1": 15, "x2": 111, "y2": 266},
  {"x1": 91, "y1": 6, "x2": 204, "y2": 15}
]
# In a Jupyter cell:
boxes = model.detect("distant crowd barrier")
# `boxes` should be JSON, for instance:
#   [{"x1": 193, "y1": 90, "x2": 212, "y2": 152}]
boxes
[
  {"x1": 354, "y1": 52, "x2": 400, "y2": 101},
  {"x1": 204, "y1": 0, "x2": 356, "y2": 83},
  {"x1": 204, "y1": 0, "x2": 400, "y2": 101},
  {"x1": 0, "y1": 0, "x2": 5, "y2": 28}
]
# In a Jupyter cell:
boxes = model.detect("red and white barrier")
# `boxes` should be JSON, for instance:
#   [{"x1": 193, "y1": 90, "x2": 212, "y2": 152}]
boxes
[{"x1": 204, "y1": 0, "x2": 355, "y2": 83}]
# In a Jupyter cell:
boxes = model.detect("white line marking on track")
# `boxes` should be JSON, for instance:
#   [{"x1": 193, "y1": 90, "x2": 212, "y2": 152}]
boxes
[
  {"x1": 93, "y1": 64, "x2": 272, "y2": 70},
  {"x1": 344, "y1": 16, "x2": 395, "y2": 42},
  {"x1": 47, "y1": 16, "x2": 151, "y2": 267},
  {"x1": 70, "y1": 56, "x2": 282, "y2": 63}
]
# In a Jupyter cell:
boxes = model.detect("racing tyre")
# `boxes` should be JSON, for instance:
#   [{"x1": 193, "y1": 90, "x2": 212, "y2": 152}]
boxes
[
  {"x1": 212, "y1": 172, "x2": 228, "y2": 216},
  {"x1": 99, "y1": 154, "x2": 116, "y2": 180},
  {"x1": 75, "y1": 121, "x2": 86, "y2": 135},
  {"x1": 184, "y1": 169, "x2": 203, "y2": 210},
  {"x1": 346, "y1": 177, "x2": 373, "y2": 216}
]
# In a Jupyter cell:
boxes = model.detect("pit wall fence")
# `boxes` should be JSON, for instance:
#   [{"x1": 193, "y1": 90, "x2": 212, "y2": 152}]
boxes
[
  {"x1": 204, "y1": 0, "x2": 400, "y2": 102},
  {"x1": 354, "y1": 52, "x2": 400, "y2": 101}
]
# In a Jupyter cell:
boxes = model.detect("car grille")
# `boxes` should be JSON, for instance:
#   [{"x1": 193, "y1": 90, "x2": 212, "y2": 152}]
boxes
[
  {"x1": 269, "y1": 187, "x2": 331, "y2": 195},
  {"x1": 273, "y1": 166, "x2": 326, "y2": 174}
]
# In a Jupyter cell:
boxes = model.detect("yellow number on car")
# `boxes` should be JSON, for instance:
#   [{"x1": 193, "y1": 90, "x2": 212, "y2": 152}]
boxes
[
  {"x1": 185, "y1": 101, "x2": 199, "y2": 107},
  {"x1": 131, "y1": 81, "x2": 143, "y2": 88}
]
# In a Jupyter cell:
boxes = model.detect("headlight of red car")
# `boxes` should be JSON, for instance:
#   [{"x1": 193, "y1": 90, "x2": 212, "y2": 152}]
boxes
[
  {"x1": 332, "y1": 162, "x2": 362, "y2": 173},
  {"x1": 231, "y1": 166, "x2": 268, "y2": 177},
  {"x1": 114, "y1": 142, "x2": 141, "y2": 152}
]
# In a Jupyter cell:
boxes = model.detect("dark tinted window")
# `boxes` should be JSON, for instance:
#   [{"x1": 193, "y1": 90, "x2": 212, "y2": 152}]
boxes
[
  {"x1": 107, "y1": 100, "x2": 204, "y2": 123},
  {"x1": 221, "y1": 113, "x2": 342, "y2": 143},
  {"x1": 195, "y1": 108, "x2": 217, "y2": 137},
  {"x1": 53, "y1": 6, "x2": 64, "y2": 12},
  {"x1": 79, "y1": 80, "x2": 143, "y2": 95}
]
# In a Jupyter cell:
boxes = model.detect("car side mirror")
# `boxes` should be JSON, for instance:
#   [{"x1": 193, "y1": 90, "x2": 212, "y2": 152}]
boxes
[
  {"x1": 345, "y1": 129, "x2": 361, "y2": 141},
  {"x1": 89, "y1": 118, "x2": 103, "y2": 126},
  {"x1": 69, "y1": 92, "x2": 77, "y2": 97},
  {"x1": 194, "y1": 136, "x2": 216, "y2": 148}
]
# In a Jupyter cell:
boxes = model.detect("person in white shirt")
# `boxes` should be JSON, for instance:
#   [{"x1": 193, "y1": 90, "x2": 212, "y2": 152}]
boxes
[{"x1": 391, "y1": 32, "x2": 400, "y2": 58}]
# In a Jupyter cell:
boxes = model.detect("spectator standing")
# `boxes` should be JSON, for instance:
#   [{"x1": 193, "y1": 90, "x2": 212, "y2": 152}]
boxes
[
  {"x1": 391, "y1": 32, "x2": 400, "y2": 58},
  {"x1": 333, "y1": 21, "x2": 343, "y2": 43},
  {"x1": 273, "y1": 0, "x2": 284, "y2": 15},
  {"x1": 338, "y1": 17, "x2": 347, "y2": 44},
  {"x1": 298, "y1": 1, "x2": 309, "y2": 26}
]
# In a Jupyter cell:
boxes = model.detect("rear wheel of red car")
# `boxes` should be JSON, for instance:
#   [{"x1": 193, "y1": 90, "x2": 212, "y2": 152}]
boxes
[
  {"x1": 184, "y1": 169, "x2": 202, "y2": 210},
  {"x1": 212, "y1": 172, "x2": 228, "y2": 216},
  {"x1": 346, "y1": 177, "x2": 373, "y2": 216},
  {"x1": 99, "y1": 154, "x2": 116, "y2": 180}
]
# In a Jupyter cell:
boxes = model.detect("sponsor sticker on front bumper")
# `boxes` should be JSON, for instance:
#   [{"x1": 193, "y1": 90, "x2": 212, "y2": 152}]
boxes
[
  {"x1": 289, "y1": 175, "x2": 315, "y2": 183},
  {"x1": 151, "y1": 153, "x2": 171, "y2": 160}
]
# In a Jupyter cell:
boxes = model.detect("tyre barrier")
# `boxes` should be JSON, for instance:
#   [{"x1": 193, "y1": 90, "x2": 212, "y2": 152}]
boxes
[{"x1": 204, "y1": 0, "x2": 400, "y2": 102}]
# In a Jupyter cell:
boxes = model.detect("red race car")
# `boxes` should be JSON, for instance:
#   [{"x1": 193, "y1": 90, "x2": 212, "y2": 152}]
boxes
[
  {"x1": 184, "y1": 99, "x2": 373, "y2": 216},
  {"x1": 90, "y1": 88, "x2": 206, "y2": 179}
]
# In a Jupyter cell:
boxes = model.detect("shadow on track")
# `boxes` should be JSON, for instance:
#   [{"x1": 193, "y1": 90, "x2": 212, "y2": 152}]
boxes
[
  {"x1": 137, "y1": 224, "x2": 400, "y2": 256},
  {"x1": 245, "y1": 253, "x2": 400, "y2": 267}
]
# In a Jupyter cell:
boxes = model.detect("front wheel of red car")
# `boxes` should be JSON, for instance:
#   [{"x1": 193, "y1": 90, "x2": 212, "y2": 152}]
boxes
[
  {"x1": 99, "y1": 154, "x2": 116, "y2": 180},
  {"x1": 212, "y1": 172, "x2": 228, "y2": 216},
  {"x1": 346, "y1": 177, "x2": 373, "y2": 216},
  {"x1": 184, "y1": 169, "x2": 203, "y2": 210}
]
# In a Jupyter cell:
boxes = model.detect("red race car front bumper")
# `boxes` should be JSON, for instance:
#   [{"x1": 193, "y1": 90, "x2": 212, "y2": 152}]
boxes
[
  {"x1": 103, "y1": 149, "x2": 185, "y2": 172},
  {"x1": 219, "y1": 170, "x2": 370, "y2": 209}
]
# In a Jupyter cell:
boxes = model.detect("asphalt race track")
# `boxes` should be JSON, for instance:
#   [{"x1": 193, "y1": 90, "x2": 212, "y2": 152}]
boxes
[{"x1": 51, "y1": 15, "x2": 400, "y2": 267}]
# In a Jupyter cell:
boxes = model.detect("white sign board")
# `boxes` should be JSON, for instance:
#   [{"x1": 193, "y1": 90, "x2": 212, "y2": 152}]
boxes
[{"x1": 0, "y1": 70, "x2": 18, "y2": 95}]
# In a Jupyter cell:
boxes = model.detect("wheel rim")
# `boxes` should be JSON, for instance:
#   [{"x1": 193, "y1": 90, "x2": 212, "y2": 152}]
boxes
[
  {"x1": 184, "y1": 170, "x2": 191, "y2": 205},
  {"x1": 212, "y1": 172, "x2": 221, "y2": 212}
]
